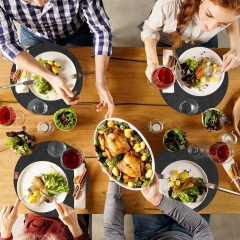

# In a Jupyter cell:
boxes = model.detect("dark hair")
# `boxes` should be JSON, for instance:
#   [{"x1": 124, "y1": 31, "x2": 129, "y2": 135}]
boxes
[{"x1": 170, "y1": 0, "x2": 240, "y2": 49}]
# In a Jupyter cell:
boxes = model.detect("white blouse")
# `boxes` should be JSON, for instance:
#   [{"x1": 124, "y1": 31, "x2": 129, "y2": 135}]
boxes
[{"x1": 141, "y1": 0, "x2": 223, "y2": 45}]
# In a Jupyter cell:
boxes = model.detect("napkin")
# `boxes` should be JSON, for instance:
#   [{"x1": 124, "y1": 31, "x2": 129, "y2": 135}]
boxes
[
  {"x1": 74, "y1": 163, "x2": 86, "y2": 209},
  {"x1": 15, "y1": 66, "x2": 29, "y2": 94},
  {"x1": 222, "y1": 159, "x2": 240, "y2": 191}
]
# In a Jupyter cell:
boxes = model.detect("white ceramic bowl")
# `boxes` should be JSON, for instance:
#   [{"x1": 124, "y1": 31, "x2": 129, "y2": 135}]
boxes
[
  {"x1": 94, "y1": 118, "x2": 155, "y2": 190},
  {"x1": 202, "y1": 108, "x2": 223, "y2": 131}
]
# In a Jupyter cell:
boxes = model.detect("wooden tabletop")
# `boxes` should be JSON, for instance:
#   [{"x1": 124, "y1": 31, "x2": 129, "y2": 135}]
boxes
[{"x1": 0, "y1": 47, "x2": 240, "y2": 214}]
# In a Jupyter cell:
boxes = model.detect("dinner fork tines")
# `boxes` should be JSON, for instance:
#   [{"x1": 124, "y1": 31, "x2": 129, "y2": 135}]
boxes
[
  {"x1": 20, "y1": 186, "x2": 33, "y2": 201},
  {"x1": 158, "y1": 173, "x2": 171, "y2": 180}
]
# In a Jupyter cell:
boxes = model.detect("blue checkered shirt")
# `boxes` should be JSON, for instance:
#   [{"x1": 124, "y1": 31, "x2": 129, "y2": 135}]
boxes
[{"x1": 0, "y1": 0, "x2": 112, "y2": 62}]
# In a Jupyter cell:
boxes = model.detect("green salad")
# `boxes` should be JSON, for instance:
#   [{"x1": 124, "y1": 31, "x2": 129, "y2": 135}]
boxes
[{"x1": 53, "y1": 108, "x2": 77, "y2": 131}]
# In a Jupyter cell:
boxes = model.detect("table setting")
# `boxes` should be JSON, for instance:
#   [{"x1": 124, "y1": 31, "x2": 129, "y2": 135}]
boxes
[{"x1": 0, "y1": 46, "x2": 240, "y2": 215}]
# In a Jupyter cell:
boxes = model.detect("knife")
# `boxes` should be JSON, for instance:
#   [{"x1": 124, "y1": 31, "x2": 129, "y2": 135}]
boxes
[
  {"x1": 172, "y1": 49, "x2": 182, "y2": 71},
  {"x1": 0, "y1": 80, "x2": 38, "y2": 89},
  {"x1": 204, "y1": 182, "x2": 240, "y2": 196}
]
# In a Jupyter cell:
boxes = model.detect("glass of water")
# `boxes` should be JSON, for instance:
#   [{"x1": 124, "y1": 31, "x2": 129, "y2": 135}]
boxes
[
  {"x1": 188, "y1": 142, "x2": 207, "y2": 159},
  {"x1": 148, "y1": 119, "x2": 164, "y2": 134},
  {"x1": 27, "y1": 99, "x2": 48, "y2": 115},
  {"x1": 37, "y1": 121, "x2": 55, "y2": 135},
  {"x1": 179, "y1": 99, "x2": 199, "y2": 115},
  {"x1": 47, "y1": 141, "x2": 67, "y2": 158},
  {"x1": 219, "y1": 131, "x2": 238, "y2": 146}
]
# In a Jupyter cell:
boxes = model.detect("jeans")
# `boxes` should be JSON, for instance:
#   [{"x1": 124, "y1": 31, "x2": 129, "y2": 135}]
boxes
[
  {"x1": 20, "y1": 21, "x2": 93, "y2": 47},
  {"x1": 156, "y1": 35, "x2": 218, "y2": 48},
  {"x1": 132, "y1": 214, "x2": 210, "y2": 240}
]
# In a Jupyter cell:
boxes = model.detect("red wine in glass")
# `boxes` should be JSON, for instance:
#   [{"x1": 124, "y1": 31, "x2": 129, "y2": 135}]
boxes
[
  {"x1": 61, "y1": 149, "x2": 84, "y2": 170},
  {"x1": 209, "y1": 142, "x2": 231, "y2": 163},
  {"x1": 0, "y1": 106, "x2": 16, "y2": 126},
  {"x1": 152, "y1": 67, "x2": 174, "y2": 90}
]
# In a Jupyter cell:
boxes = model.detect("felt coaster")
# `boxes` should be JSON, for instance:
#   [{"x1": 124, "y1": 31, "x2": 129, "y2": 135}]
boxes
[
  {"x1": 161, "y1": 45, "x2": 228, "y2": 114},
  {"x1": 13, "y1": 141, "x2": 89, "y2": 217},
  {"x1": 10, "y1": 43, "x2": 82, "y2": 115},
  {"x1": 155, "y1": 148, "x2": 218, "y2": 212}
]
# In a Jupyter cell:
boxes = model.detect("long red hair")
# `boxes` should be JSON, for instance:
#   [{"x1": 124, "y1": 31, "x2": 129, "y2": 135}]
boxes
[{"x1": 170, "y1": 0, "x2": 240, "y2": 49}]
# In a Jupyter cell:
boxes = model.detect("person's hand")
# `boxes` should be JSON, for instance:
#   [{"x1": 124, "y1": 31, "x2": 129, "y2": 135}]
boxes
[
  {"x1": 141, "y1": 172, "x2": 163, "y2": 206},
  {"x1": 54, "y1": 199, "x2": 83, "y2": 237},
  {"x1": 96, "y1": 83, "x2": 115, "y2": 118},
  {"x1": 0, "y1": 199, "x2": 20, "y2": 238},
  {"x1": 48, "y1": 75, "x2": 81, "y2": 105},
  {"x1": 145, "y1": 61, "x2": 159, "y2": 82},
  {"x1": 221, "y1": 48, "x2": 240, "y2": 72}
]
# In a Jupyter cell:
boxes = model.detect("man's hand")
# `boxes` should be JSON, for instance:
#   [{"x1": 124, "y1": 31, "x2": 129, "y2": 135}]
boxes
[
  {"x1": 0, "y1": 199, "x2": 20, "y2": 238},
  {"x1": 141, "y1": 172, "x2": 163, "y2": 206},
  {"x1": 54, "y1": 199, "x2": 83, "y2": 237},
  {"x1": 221, "y1": 48, "x2": 240, "y2": 72}
]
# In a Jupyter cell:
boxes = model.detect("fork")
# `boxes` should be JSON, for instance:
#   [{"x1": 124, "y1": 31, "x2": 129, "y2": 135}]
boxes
[
  {"x1": 70, "y1": 71, "x2": 95, "y2": 79},
  {"x1": 19, "y1": 186, "x2": 33, "y2": 201},
  {"x1": 158, "y1": 173, "x2": 171, "y2": 179},
  {"x1": 203, "y1": 182, "x2": 240, "y2": 196}
]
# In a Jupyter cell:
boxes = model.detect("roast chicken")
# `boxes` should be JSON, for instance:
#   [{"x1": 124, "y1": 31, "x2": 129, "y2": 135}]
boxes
[{"x1": 174, "y1": 177, "x2": 196, "y2": 194}]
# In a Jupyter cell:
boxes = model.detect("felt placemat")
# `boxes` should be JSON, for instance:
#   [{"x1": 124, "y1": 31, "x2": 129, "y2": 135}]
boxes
[
  {"x1": 10, "y1": 43, "x2": 82, "y2": 115},
  {"x1": 13, "y1": 141, "x2": 89, "y2": 217},
  {"x1": 155, "y1": 148, "x2": 218, "y2": 212},
  {"x1": 161, "y1": 45, "x2": 228, "y2": 114}
]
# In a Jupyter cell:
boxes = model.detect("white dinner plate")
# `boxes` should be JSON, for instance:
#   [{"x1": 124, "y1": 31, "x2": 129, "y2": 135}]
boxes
[
  {"x1": 159, "y1": 160, "x2": 208, "y2": 209},
  {"x1": 177, "y1": 47, "x2": 225, "y2": 96},
  {"x1": 17, "y1": 161, "x2": 68, "y2": 213},
  {"x1": 28, "y1": 51, "x2": 76, "y2": 101}
]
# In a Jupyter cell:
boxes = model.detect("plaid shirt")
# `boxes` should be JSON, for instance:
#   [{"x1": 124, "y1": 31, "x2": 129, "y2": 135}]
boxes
[{"x1": 0, "y1": 0, "x2": 112, "y2": 62}]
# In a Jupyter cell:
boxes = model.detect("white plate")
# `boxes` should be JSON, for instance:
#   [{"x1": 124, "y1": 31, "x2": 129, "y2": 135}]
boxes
[
  {"x1": 159, "y1": 160, "x2": 208, "y2": 209},
  {"x1": 28, "y1": 51, "x2": 76, "y2": 101},
  {"x1": 94, "y1": 118, "x2": 155, "y2": 191},
  {"x1": 17, "y1": 161, "x2": 68, "y2": 213},
  {"x1": 178, "y1": 47, "x2": 225, "y2": 96}
]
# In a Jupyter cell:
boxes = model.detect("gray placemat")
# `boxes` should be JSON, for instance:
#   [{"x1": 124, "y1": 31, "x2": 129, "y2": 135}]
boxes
[
  {"x1": 14, "y1": 141, "x2": 89, "y2": 217},
  {"x1": 161, "y1": 45, "x2": 228, "y2": 114},
  {"x1": 155, "y1": 148, "x2": 218, "y2": 212},
  {"x1": 10, "y1": 43, "x2": 82, "y2": 115}
]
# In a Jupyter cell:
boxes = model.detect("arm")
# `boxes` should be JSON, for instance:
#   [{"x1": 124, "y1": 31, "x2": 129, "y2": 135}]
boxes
[
  {"x1": 221, "y1": 19, "x2": 240, "y2": 72},
  {"x1": 0, "y1": 199, "x2": 20, "y2": 240},
  {"x1": 104, "y1": 181, "x2": 126, "y2": 240},
  {"x1": 141, "y1": 173, "x2": 214, "y2": 240}
]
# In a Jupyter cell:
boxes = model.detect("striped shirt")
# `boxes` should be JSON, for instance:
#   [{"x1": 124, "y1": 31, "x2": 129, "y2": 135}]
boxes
[{"x1": 0, "y1": 0, "x2": 112, "y2": 62}]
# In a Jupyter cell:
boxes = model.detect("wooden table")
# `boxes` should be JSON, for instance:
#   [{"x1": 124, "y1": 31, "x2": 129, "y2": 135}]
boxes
[{"x1": 0, "y1": 47, "x2": 240, "y2": 214}]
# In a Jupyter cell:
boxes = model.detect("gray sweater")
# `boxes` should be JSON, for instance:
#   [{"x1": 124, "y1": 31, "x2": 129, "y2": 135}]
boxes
[{"x1": 104, "y1": 182, "x2": 214, "y2": 240}]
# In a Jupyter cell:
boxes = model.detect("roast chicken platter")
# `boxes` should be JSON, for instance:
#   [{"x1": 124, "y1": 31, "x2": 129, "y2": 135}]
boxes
[{"x1": 94, "y1": 118, "x2": 155, "y2": 190}]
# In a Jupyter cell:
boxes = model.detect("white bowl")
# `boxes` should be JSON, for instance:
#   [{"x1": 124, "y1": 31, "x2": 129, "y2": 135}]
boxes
[
  {"x1": 202, "y1": 108, "x2": 223, "y2": 131},
  {"x1": 94, "y1": 118, "x2": 155, "y2": 190}
]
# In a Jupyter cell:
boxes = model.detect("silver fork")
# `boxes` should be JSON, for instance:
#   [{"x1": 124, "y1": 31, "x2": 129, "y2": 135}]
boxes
[
  {"x1": 70, "y1": 71, "x2": 95, "y2": 79},
  {"x1": 203, "y1": 182, "x2": 240, "y2": 196},
  {"x1": 19, "y1": 186, "x2": 33, "y2": 201},
  {"x1": 158, "y1": 173, "x2": 171, "y2": 180}
]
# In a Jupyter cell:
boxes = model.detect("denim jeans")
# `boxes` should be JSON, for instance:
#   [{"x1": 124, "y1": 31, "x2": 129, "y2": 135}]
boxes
[
  {"x1": 20, "y1": 21, "x2": 93, "y2": 47},
  {"x1": 156, "y1": 35, "x2": 218, "y2": 48},
  {"x1": 132, "y1": 214, "x2": 210, "y2": 240}
]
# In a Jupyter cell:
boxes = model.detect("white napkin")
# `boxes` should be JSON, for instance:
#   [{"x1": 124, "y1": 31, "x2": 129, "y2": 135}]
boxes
[
  {"x1": 162, "y1": 50, "x2": 175, "y2": 93},
  {"x1": 74, "y1": 163, "x2": 86, "y2": 209},
  {"x1": 222, "y1": 159, "x2": 240, "y2": 191},
  {"x1": 15, "y1": 66, "x2": 29, "y2": 93}
]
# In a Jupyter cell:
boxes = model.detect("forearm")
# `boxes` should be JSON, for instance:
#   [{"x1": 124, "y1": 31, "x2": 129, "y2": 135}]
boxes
[
  {"x1": 104, "y1": 182, "x2": 125, "y2": 240},
  {"x1": 144, "y1": 37, "x2": 159, "y2": 65},
  {"x1": 158, "y1": 196, "x2": 214, "y2": 240},
  {"x1": 0, "y1": 228, "x2": 12, "y2": 239},
  {"x1": 95, "y1": 55, "x2": 109, "y2": 87},
  {"x1": 226, "y1": 19, "x2": 240, "y2": 50}
]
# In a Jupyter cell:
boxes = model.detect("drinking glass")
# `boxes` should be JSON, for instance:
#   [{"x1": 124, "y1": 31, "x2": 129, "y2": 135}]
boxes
[
  {"x1": 208, "y1": 141, "x2": 234, "y2": 164},
  {"x1": 0, "y1": 106, "x2": 25, "y2": 126},
  {"x1": 148, "y1": 65, "x2": 175, "y2": 90},
  {"x1": 60, "y1": 148, "x2": 84, "y2": 170},
  {"x1": 188, "y1": 142, "x2": 208, "y2": 159},
  {"x1": 47, "y1": 141, "x2": 67, "y2": 158},
  {"x1": 219, "y1": 131, "x2": 238, "y2": 146},
  {"x1": 37, "y1": 121, "x2": 54, "y2": 135},
  {"x1": 179, "y1": 99, "x2": 199, "y2": 115},
  {"x1": 27, "y1": 98, "x2": 48, "y2": 115},
  {"x1": 148, "y1": 119, "x2": 164, "y2": 134}
]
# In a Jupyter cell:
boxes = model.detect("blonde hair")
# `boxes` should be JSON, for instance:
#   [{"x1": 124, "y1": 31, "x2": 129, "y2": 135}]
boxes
[{"x1": 170, "y1": 0, "x2": 240, "y2": 49}]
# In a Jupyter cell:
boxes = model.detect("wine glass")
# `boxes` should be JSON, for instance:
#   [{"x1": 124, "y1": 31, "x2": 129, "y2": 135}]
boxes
[
  {"x1": 0, "y1": 106, "x2": 25, "y2": 126},
  {"x1": 60, "y1": 148, "x2": 84, "y2": 170},
  {"x1": 208, "y1": 141, "x2": 234, "y2": 164}
]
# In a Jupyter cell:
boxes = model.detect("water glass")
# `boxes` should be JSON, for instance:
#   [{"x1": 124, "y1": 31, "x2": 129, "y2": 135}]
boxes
[
  {"x1": 27, "y1": 99, "x2": 48, "y2": 115},
  {"x1": 219, "y1": 131, "x2": 238, "y2": 146},
  {"x1": 47, "y1": 141, "x2": 67, "y2": 158},
  {"x1": 188, "y1": 142, "x2": 207, "y2": 159},
  {"x1": 148, "y1": 119, "x2": 164, "y2": 134},
  {"x1": 179, "y1": 99, "x2": 199, "y2": 115},
  {"x1": 37, "y1": 121, "x2": 54, "y2": 135},
  {"x1": 60, "y1": 148, "x2": 84, "y2": 170}
]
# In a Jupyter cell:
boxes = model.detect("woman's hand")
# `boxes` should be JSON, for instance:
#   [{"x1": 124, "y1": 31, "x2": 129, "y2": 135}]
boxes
[
  {"x1": 54, "y1": 199, "x2": 83, "y2": 237},
  {"x1": 0, "y1": 199, "x2": 20, "y2": 238},
  {"x1": 141, "y1": 173, "x2": 163, "y2": 206},
  {"x1": 221, "y1": 48, "x2": 240, "y2": 72},
  {"x1": 145, "y1": 61, "x2": 159, "y2": 82}
]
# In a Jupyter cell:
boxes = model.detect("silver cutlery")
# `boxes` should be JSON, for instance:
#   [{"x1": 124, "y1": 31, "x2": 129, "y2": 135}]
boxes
[
  {"x1": 19, "y1": 186, "x2": 33, "y2": 201},
  {"x1": 70, "y1": 71, "x2": 95, "y2": 79},
  {"x1": 158, "y1": 173, "x2": 171, "y2": 179},
  {"x1": 0, "y1": 80, "x2": 38, "y2": 89},
  {"x1": 172, "y1": 49, "x2": 182, "y2": 71},
  {"x1": 203, "y1": 182, "x2": 240, "y2": 196}
]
